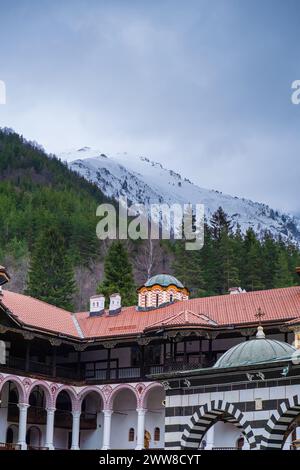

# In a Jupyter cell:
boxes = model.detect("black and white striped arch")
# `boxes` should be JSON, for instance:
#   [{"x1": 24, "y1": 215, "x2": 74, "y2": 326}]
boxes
[
  {"x1": 180, "y1": 399, "x2": 257, "y2": 449},
  {"x1": 260, "y1": 394, "x2": 300, "y2": 449}
]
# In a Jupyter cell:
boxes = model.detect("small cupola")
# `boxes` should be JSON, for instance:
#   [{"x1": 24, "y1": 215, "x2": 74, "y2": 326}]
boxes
[
  {"x1": 89, "y1": 294, "x2": 105, "y2": 317},
  {"x1": 137, "y1": 274, "x2": 189, "y2": 310},
  {"x1": 109, "y1": 293, "x2": 121, "y2": 316}
]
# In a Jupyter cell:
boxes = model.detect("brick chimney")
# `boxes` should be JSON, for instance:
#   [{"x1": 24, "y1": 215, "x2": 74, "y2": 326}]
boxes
[
  {"x1": 89, "y1": 294, "x2": 105, "y2": 317},
  {"x1": 109, "y1": 293, "x2": 121, "y2": 316}
]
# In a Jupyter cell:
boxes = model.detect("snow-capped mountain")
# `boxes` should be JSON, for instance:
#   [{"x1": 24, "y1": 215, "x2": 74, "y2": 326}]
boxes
[{"x1": 61, "y1": 147, "x2": 300, "y2": 244}]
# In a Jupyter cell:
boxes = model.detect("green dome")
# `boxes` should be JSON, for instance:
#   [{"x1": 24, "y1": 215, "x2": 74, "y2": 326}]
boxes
[
  {"x1": 145, "y1": 274, "x2": 184, "y2": 289},
  {"x1": 213, "y1": 327, "x2": 296, "y2": 369}
]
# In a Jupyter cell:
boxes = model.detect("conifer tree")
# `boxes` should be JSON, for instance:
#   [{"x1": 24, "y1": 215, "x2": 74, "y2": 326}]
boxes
[
  {"x1": 218, "y1": 232, "x2": 240, "y2": 293},
  {"x1": 97, "y1": 241, "x2": 136, "y2": 306},
  {"x1": 211, "y1": 207, "x2": 233, "y2": 241},
  {"x1": 241, "y1": 228, "x2": 264, "y2": 291},
  {"x1": 274, "y1": 251, "x2": 294, "y2": 287},
  {"x1": 261, "y1": 232, "x2": 279, "y2": 289},
  {"x1": 172, "y1": 240, "x2": 205, "y2": 297},
  {"x1": 26, "y1": 226, "x2": 76, "y2": 311}
]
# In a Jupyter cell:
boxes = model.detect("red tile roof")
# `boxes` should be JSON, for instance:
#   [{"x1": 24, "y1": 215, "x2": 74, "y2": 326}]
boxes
[
  {"x1": 1, "y1": 290, "x2": 81, "y2": 338},
  {"x1": 1, "y1": 286, "x2": 300, "y2": 340}
]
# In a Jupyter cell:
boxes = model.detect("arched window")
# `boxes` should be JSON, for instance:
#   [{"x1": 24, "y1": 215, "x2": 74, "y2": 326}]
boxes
[
  {"x1": 170, "y1": 294, "x2": 173, "y2": 303},
  {"x1": 128, "y1": 428, "x2": 135, "y2": 442},
  {"x1": 6, "y1": 427, "x2": 14, "y2": 444},
  {"x1": 154, "y1": 427, "x2": 160, "y2": 441}
]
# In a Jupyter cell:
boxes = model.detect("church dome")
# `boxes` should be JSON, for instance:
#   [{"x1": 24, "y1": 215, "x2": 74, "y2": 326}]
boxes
[
  {"x1": 144, "y1": 274, "x2": 184, "y2": 289},
  {"x1": 213, "y1": 326, "x2": 296, "y2": 369}
]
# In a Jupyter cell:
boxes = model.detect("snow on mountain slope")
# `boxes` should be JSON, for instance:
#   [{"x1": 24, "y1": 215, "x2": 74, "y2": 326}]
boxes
[{"x1": 61, "y1": 147, "x2": 300, "y2": 244}]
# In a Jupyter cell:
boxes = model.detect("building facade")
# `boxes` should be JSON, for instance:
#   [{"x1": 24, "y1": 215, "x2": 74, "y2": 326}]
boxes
[{"x1": 0, "y1": 267, "x2": 300, "y2": 450}]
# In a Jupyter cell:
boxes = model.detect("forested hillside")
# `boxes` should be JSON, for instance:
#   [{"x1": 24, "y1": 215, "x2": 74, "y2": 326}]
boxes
[
  {"x1": 0, "y1": 128, "x2": 108, "y2": 263},
  {"x1": 0, "y1": 128, "x2": 299, "y2": 311}
]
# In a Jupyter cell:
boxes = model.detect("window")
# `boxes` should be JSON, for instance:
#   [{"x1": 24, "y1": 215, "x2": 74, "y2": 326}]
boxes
[
  {"x1": 154, "y1": 427, "x2": 160, "y2": 441},
  {"x1": 145, "y1": 344, "x2": 161, "y2": 365},
  {"x1": 129, "y1": 428, "x2": 135, "y2": 442},
  {"x1": 170, "y1": 294, "x2": 173, "y2": 303},
  {"x1": 131, "y1": 346, "x2": 141, "y2": 366},
  {"x1": 156, "y1": 294, "x2": 159, "y2": 307}
]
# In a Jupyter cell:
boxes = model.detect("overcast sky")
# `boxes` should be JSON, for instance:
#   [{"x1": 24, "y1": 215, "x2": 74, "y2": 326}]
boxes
[{"x1": 0, "y1": 0, "x2": 300, "y2": 214}]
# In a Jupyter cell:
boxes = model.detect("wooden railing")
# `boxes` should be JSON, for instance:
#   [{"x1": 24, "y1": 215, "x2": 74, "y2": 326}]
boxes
[{"x1": 0, "y1": 356, "x2": 206, "y2": 383}]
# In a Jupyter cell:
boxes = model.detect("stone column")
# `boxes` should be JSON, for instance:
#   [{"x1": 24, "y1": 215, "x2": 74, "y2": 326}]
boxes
[
  {"x1": 45, "y1": 408, "x2": 56, "y2": 450},
  {"x1": 17, "y1": 403, "x2": 29, "y2": 450},
  {"x1": 136, "y1": 408, "x2": 147, "y2": 450},
  {"x1": 102, "y1": 409, "x2": 113, "y2": 450},
  {"x1": 71, "y1": 410, "x2": 81, "y2": 450}
]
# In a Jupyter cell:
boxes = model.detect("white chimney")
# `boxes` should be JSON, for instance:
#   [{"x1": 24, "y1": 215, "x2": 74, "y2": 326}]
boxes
[
  {"x1": 89, "y1": 294, "x2": 105, "y2": 317},
  {"x1": 109, "y1": 293, "x2": 121, "y2": 316},
  {"x1": 229, "y1": 287, "x2": 246, "y2": 295}
]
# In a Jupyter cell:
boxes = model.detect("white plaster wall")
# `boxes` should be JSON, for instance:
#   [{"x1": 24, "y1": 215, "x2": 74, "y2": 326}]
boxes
[
  {"x1": 111, "y1": 410, "x2": 137, "y2": 449},
  {"x1": 145, "y1": 411, "x2": 165, "y2": 449},
  {"x1": 144, "y1": 387, "x2": 165, "y2": 449},
  {"x1": 80, "y1": 412, "x2": 103, "y2": 449},
  {"x1": 204, "y1": 421, "x2": 242, "y2": 448},
  {"x1": 53, "y1": 428, "x2": 70, "y2": 450},
  {"x1": 110, "y1": 389, "x2": 138, "y2": 449}
]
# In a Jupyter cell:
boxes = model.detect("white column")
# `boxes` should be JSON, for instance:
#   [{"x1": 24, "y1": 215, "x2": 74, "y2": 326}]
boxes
[
  {"x1": 45, "y1": 408, "x2": 56, "y2": 450},
  {"x1": 17, "y1": 403, "x2": 29, "y2": 450},
  {"x1": 136, "y1": 408, "x2": 146, "y2": 450},
  {"x1": 71, "y1": 410, "x2": 81, "y2": 450},
  {"x1": 205, "y1": 425, "x2": 215, "y2": 450},
  {"x1": 102, "y1": 410, "x2": 113, "y2": 450}
]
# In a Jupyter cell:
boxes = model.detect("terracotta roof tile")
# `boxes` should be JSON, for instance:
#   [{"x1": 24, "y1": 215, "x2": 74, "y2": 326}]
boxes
[
  {"x1": 76, "y1": 286, "x2": 300, "y2": 339},
  {"x1": 1, "y1": 290, "x2": 80, "y2": 338},
  {"x1": 1, "y1": 286, "x2": 300, "y2": 340}
]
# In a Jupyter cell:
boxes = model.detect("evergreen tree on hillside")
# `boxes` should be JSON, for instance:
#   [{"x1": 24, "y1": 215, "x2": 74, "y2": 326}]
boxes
[
  {"x1": 97, "y1": 241, "x2": 136, "y2": 306},
  {"x1": 197, "y1": 223, "x2": 218, "y2": 295},
  {"x1": 209, "y1": 209, "x2": 239, "y2": 294},
  {"x1": 26, "y1": 226, "x2": 76, "y2": 311},
  {"x1": 261, "y1": 232, "x2": 279, "y2": 289},
  {"x1": 211, "y1": 207, "x2": 233, "y2": 241},
  {"x1": 241, "y1": 228, "x2": 264, "y2": 291},
  {"x1": 172, "y1": 240, "x2": 205, "y2": 297},
  {"x1": 217, "y1": 232, "x2": 240, "y2": 293},
  {"x1": 274, "y1": 250, "x2": 294, "y2": 288}
]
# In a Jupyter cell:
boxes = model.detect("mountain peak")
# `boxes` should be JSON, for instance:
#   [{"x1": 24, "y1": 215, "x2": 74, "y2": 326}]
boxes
[{"x1": 63, "y1": 148, "x2": 300, "y2": 245}]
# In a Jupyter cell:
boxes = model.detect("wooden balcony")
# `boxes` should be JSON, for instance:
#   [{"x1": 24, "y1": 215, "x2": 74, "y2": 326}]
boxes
[{"x1": 0, "y1": 355, "x2": 207, "y2": 384}]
